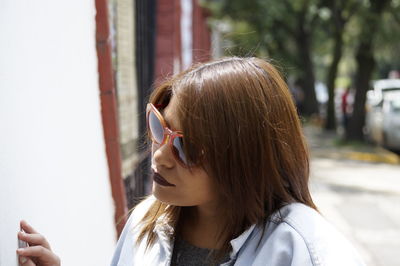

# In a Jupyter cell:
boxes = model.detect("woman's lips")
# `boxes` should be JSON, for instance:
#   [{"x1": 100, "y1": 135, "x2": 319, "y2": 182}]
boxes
[{"x1": 152, "y1": 172, "x2": 175, "y2": 187}]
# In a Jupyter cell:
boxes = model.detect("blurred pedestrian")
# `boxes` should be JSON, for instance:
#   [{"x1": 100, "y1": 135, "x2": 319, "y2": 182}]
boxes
[
  {"x1": 341, "y1": 86, "x2": 353, "y2": 131},
  {"x1": 18, "y1": 57, "x2": 365, "y2": 266}
]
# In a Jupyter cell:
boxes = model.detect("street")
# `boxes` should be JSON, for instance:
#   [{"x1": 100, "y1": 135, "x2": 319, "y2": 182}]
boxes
[{"x1": 310, "y1": 155, "x2": 400, "y2": 266}]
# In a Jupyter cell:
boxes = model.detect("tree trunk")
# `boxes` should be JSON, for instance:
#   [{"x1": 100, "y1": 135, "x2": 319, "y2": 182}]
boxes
[
  {"x1": 347, "y1": 42, "x2": 375, "y2": 140},
  {"x1": 346, "y1": 0, "x2": 390, "y2": 141},
  {"x1": 297, "y1": 29, "x2": 319, "y2": 116},
  {"x1": 325, "y1": 30, "x2": 343, "y2": 130}
]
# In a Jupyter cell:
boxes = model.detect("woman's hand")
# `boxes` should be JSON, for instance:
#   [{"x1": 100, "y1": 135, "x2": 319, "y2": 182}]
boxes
[{"x1": 16, "y1": 220, "x2": 61, "y2": 266}]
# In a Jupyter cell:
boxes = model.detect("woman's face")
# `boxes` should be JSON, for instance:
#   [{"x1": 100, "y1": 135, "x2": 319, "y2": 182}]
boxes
[{"x1": 151, "y1": 96, "x2": 218, "y2": 207}]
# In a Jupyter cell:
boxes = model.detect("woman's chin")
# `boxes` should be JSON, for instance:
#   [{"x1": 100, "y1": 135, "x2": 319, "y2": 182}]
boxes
[
  {"x1": 152, "y1": 185, "x2": 192, "y2": 206},
  {"x1": 152, "y1": 183, "x2": 177, "y2": 205}
]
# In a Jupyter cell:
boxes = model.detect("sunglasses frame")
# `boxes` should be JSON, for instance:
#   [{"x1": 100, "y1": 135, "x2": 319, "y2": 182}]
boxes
[{"x1": 146, "y1": 103, "x2": 189, "y2": 167}]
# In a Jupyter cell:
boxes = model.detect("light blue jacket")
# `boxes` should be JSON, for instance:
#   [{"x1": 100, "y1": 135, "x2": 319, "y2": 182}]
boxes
[{"x1": 111, "y1": 196, "x2": 365, "y2": 266}]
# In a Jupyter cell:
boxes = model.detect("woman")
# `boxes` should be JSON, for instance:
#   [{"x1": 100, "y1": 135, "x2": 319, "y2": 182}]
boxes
[{"x1": 17, "y1": 57, "x2": 365, "y2": 266}]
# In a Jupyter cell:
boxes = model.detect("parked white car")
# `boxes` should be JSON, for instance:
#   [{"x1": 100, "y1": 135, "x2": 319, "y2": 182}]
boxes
[{"x1": 365, "y1": 79, "x2": 400, "y2": 151}]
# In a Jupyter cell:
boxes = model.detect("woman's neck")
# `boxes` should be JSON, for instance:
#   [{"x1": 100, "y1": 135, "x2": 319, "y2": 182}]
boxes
[{"x1": 179, "y1": 204, "x2": 226, "y2": 250}]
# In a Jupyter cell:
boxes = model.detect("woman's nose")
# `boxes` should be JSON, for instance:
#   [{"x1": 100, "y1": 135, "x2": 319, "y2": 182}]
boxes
[{"x1": 152, "y1": 141, "x2": 175, "y2": 169}]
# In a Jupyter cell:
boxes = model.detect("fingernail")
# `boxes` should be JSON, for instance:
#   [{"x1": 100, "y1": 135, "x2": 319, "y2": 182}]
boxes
[{"x1": 19, "y1": 256, "x2": 27, "y2": 264}]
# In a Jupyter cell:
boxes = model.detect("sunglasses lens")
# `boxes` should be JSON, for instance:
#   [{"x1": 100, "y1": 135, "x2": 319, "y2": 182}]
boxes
[
  {"x1": 148, "y1": 104, "x2": 191, "y2": 167},
  {"x1": 172, "y1": 136, "x2": 188, "y2": 165},
  {"x1": 148, "y1": 110, "x2": 164, "y2": 143}
]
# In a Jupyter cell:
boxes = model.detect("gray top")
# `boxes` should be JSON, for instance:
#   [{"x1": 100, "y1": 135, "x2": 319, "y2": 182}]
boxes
[{"x1": 170, "y1": 237, "x2": 228, "y2": 266}]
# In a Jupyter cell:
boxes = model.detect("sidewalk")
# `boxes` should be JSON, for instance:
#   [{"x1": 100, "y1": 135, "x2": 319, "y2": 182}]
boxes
[
  {"x1": 304, "y1": 124, "x2": 400, "y2": 196},
  {"x1": 303, "y1": 124, "x2": 400, "y2": 165},
  {"x1": 305, "y1": 124, "x2": 400, "y2": 266}
]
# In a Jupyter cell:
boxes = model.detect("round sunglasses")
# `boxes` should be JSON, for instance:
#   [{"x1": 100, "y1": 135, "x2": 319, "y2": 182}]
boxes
[{"x1": 146, "y1": 103, "x2": 190, "y2": 167}]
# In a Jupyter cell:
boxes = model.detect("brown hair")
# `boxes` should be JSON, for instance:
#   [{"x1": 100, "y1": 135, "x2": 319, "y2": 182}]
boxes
[{"x1": 137, "y1": 57, "x2": 316, "y2": 262}]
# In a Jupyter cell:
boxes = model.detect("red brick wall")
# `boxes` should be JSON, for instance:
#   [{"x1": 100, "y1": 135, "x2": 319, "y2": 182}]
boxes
[
  {"x1": 155, "y1": 0, "x2": 211, "y2": 86},
  {"x1": 192, "y1": 1, "x2": 211, "y2": 63},
  {"x1": 155, "y1": 0, "x2": 181, "y2": 86}
]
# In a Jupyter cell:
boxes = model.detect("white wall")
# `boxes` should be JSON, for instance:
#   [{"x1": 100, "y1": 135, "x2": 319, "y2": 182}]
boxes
[{"x1": 0, "y1": 1, "x2": 117, "y2": 265}]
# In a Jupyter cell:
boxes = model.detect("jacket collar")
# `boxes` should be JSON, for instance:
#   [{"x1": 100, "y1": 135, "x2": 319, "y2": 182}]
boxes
[
  {"x1": 229, "y1": 224, "x2": 256, "y2": 255},
  {"x1": 153, "y1": 210, "x2": 259, "y2": 261}
]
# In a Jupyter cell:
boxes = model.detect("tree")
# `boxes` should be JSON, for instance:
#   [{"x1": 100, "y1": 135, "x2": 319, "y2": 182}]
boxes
[
  {"x1": 389, "y1": 1, "x2": 400, "y2": 25},
  {"x1": 322, "y1": 0, "x2": 358, "y2": 130},
  {"x1": 375, "y1": 1, "x2": 400, "y2": 76},
  {"x1": 211, "y1": 0, "x2": 321, "y2": 116},
  {"x1": 346, "y1": 0, "x2": 392, "y2": 141}
]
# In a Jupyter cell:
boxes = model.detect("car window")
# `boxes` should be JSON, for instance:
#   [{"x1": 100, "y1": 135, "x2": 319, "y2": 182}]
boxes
[
  {"x1": 375, "y1": 99, "x2": 383, "y2": 108},
  {"x1": 382, "y1": 87, "x2": 400, "y2": 93},
  {"x1": 391, "y1": 99, "x2": 400, "y2": 112}
]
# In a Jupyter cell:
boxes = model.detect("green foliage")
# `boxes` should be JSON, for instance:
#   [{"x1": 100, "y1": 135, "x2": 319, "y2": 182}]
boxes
[
  {"x1": 204, "y1": 0, "x2": 400, "y2": 119},
  {"x1": 206, "y1": 0, "x2": 400, "y2": 79},
  {"x1": 206, "y1": 0, "x2": 327, "y2": 76},
  {"x1": 375, "y1": 2, "x2": 400, "y2": 77}
]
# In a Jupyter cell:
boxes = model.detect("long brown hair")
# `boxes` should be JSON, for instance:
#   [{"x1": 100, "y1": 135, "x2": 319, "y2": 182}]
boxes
[{"x1": 137, "y1": 57, "x2": 316, "y2": 261}]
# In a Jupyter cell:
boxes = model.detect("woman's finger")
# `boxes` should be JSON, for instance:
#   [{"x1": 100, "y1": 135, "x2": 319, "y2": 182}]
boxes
[
  {"x1": 17, "y1": 246, "x2": 60, "y2": 265},
  {"x1": 17, "y1": 246, "x2": 50, "y2": 259},
  {"x1": 18, "y1": 231, "x2": 51, "y2": 250},
  {"x1": 19, "y1": 256, "x2": 35, "y2": 266},
  {"x1": 20, "y1": 220, "x2": 38, "y2": 234}
]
